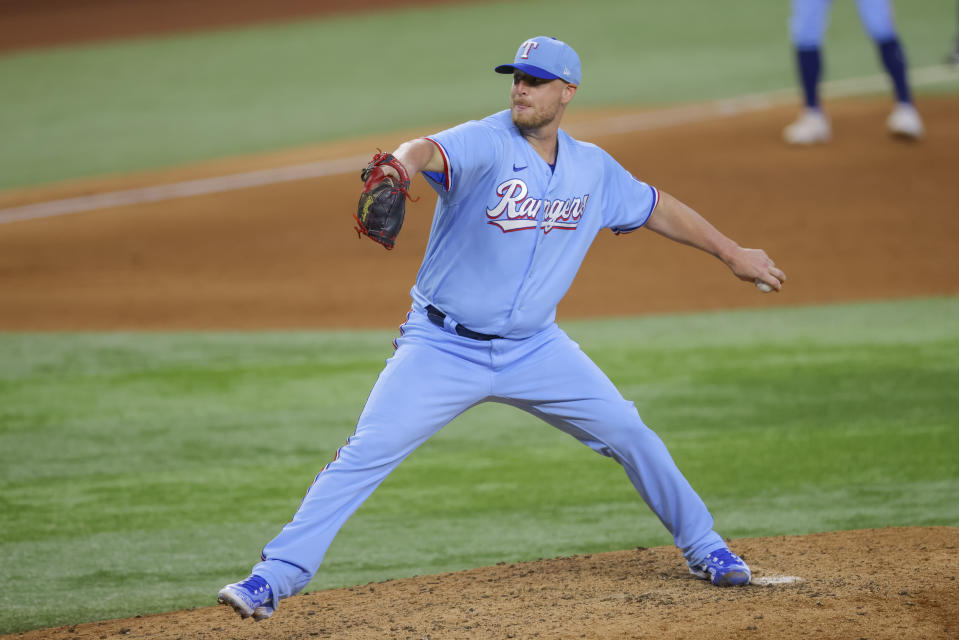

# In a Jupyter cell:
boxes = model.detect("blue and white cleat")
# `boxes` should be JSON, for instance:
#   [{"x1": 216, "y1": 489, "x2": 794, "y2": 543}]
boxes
[
  {"x1": 217, "y1": 575, "x2": 275, "y2": 620},
  {"x1": 688, "y1": 548, "x2": 751, "y2": 587}
]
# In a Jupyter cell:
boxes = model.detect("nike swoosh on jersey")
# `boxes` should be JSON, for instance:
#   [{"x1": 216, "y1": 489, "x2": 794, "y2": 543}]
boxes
[{"x1": 513, "y1": 163, "x2": 528, "y2": 172}]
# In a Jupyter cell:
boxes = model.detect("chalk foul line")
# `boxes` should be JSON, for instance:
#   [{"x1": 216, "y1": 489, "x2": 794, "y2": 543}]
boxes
[{"x1": 0, "y1": 154, "x2": 371, "y2": 224}]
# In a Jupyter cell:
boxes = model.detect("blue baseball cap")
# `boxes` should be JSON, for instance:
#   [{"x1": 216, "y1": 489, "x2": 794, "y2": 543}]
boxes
[{"x1": 494, "y1": 36, "x2": 581, "y2": 85}]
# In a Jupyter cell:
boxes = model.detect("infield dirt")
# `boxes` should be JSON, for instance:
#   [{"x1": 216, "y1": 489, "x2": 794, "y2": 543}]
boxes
[{"x1": 1, "y1": 2, "x2": 958, "y2": 638}]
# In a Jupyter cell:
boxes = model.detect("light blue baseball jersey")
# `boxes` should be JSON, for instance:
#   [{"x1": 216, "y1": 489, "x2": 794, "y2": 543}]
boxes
[{"x1": 412, "y1": 109, "x2": 659, "y2": 339}]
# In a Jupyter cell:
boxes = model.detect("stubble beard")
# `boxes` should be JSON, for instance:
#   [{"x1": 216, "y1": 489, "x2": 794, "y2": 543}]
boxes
[{"x1": 511, "y1": 101, "x2": 559, "y2": 133}]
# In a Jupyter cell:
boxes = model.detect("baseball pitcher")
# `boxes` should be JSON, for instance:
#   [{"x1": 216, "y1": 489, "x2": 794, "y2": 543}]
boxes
[{"x1": 219, "y1": 36, "x2": 786, "y2": 622}]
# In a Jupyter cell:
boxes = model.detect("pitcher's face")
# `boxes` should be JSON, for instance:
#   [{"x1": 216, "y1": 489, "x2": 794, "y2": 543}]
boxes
[{"x1": 509, "y1": 71, "x2": 576, "y2": 132}]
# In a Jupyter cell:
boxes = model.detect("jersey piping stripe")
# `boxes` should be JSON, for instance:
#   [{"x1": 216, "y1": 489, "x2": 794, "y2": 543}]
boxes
[
  {"x1": 393, "y1": 306, "x2": 414, "y2": 351},
  {"x1": 315, "y1": 309, "x2": 414, "y2": 489},
  {"x1": 612, "y1": 185, "x2": 659, "y2": 235},
  {"x1": 424, "y1": 137, "x2": 452, "y2": 192},
  {"x1": 311, "y1": 307, "x2": 414, "y2": 493}
]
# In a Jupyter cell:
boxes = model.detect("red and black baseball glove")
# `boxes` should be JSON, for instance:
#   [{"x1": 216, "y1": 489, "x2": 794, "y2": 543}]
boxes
[{"x1": 354, "y1": 152, "x2": 417, "y2": 250}]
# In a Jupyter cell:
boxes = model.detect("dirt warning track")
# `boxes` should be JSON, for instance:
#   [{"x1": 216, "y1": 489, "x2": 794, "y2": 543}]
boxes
[{"x1": 1, "y1": 96, "x2": 958, "y2": 330}]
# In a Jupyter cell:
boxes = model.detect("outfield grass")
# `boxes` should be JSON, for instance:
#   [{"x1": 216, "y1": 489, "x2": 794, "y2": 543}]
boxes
[
  {"x1": 1, "y1": 298, "x2": 957, "y2": 632},
  {"x1": 0, "y1": 0, "x2": 955, "y2": 189}
]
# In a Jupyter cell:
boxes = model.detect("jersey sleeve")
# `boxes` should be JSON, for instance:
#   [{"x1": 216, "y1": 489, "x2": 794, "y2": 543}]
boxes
[
  {"x1": 599, "y1": 150, "x2": 660, "y2": 235},
  {"x1": 422, "y1": 119, "x2": 501, "y2": 200}
]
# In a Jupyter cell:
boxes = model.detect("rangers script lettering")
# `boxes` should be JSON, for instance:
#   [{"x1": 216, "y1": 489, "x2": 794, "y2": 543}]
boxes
[{"x1": 486, "y1": 178, "x2": 589, "y2": 233}]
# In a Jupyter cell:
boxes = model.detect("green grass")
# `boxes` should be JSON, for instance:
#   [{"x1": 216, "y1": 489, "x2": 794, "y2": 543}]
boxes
[
  {"x1": 1, "y1": 297, "x2": 958, "y2": 632},
  {"x1": 0, "y1": 0, "x2": 956, "y2": 189}
]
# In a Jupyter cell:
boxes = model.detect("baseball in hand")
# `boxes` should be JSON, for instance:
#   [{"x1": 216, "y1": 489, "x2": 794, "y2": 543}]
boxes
[{"x1": 754, "y1": 278, "x2": 774, "y2": 293}]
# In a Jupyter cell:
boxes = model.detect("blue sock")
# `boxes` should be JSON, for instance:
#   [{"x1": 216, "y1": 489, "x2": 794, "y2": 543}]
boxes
[
  {"x1": 796, "y1": 47, "x2": 822, "y2": 110},
  {"x1": 877, "y1": 38, "x2": 912, "y2": 104}
]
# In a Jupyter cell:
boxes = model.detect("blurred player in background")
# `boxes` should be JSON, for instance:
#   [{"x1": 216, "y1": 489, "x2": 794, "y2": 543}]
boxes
[
  {"x1": 783, "y1": 0, "x2": 924, "y2": 144},
  {"x1": 948, "y1": 1, "x2": 959, "y2": 64}
]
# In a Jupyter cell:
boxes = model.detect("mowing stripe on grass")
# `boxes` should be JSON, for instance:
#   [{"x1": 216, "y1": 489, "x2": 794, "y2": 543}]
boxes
[
  {"x1": 1, "y1": 64, "x2": 955, "y2": 226},
  {"x1": 1, "y1": 298, "x2": 957, "y2": 633}
]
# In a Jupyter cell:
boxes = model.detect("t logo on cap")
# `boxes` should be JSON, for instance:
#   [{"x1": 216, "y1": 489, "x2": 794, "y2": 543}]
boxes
[{"x1": 519, "y1": 40, "x2": 539, "y2": 60}]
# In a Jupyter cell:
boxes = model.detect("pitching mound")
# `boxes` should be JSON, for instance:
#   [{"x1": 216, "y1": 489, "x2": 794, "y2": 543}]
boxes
[{"x1": 6, "y1": 527, "x2": 956, "y2": 639}]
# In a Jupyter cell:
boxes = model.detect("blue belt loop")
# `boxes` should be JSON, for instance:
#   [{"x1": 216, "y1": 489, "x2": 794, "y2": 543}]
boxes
[{"x1": 425, "y1": 305, "x2": 502, "y2": 341}]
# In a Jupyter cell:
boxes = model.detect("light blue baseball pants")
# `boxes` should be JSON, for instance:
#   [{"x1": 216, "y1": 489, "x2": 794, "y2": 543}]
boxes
[
  {"x1": 791, "y1": 0, "x2": 899, "y2": 47},
  {"x1": 251, "y1": 305, "x2": 727, "y2": 605}
]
